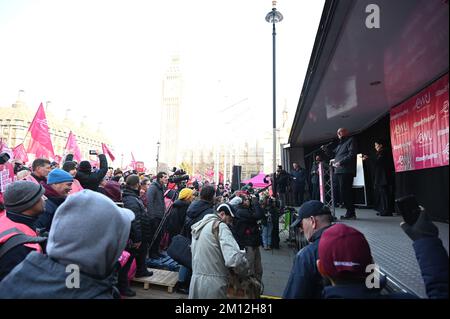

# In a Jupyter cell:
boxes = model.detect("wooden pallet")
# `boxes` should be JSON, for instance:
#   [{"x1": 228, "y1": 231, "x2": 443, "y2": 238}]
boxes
[{"x1": 132, "y1": 268, "x2": 179, "y2": 293}]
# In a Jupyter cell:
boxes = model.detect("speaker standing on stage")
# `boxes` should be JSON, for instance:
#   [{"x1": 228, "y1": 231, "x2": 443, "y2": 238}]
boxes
[{"x1": 321, "y1": 128, "x2": 357, "y2": 219}]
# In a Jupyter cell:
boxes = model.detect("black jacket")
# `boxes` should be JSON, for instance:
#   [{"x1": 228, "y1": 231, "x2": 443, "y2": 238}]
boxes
[
  {"x1": 327, "y1": 136, "x2": 357, "y2": 176},
  {"x1": 122, "y1": 187, "x2": 152, "y2": 243},
  {"x1": 0, "y1": 212, "x2": 40, "y2": 282},
  {"x1": 146, "y1": 181, "x2": 166, "y2": 220},
  {"x1": 276, "y1": 170, "x2": 291, "y2": 193},
  {"x1": 233, "y1": 200, "x2": 265, "y2": 248},
  {"x1": 182, "y1": 199, "x2": 214, "y2": 239},
  {"x1": 75, "y1": 154, "x2": 108, "y2": 191},
  {"x1": 372, "y1": 149, "x2": 395, "y2": 186},
  {"x1": 35, "y1": 184, "x2": 66, "y2": 233},
  {"x1": 166, "y1": 199, "x2": 191, "y2": 238}
]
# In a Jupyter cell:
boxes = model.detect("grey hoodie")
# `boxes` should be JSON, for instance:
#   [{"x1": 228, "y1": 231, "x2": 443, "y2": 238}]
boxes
[
  {"x1": 46, "y1": 189, "x2": 134, "y2": 277},
  {"x1": 0, "y1": 190, "x2": 134, "y2": 298}
]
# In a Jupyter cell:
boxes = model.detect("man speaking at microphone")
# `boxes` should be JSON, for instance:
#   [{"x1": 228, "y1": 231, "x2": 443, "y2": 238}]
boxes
[{"x1": 321, "y1": 128, "x2": 358, "y2": 219}]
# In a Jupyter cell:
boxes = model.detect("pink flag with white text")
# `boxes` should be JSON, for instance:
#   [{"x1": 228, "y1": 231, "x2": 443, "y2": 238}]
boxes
[
  {"x1": 26, "y1": 103, "x2": 55, "y2": 159},
  {"x1": 130, "y1": 152, "x2": 137, "y2": 170},
  {"x1": 13, "y1": 143, "x2": 29, "y2": 163},
  {"x1": 65, "y1": 131, "x2": 82, "y2": 162}
]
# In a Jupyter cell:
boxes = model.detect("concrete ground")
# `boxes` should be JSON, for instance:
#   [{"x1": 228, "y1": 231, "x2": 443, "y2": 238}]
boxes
[{"x1": 127, "y1": 207, "x2": 448, "y2": 299}]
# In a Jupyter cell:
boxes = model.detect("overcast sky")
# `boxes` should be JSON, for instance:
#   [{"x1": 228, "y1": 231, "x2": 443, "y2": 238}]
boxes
[{"x1": 0, "y1": 0, "x2": 325, "y2": 167}]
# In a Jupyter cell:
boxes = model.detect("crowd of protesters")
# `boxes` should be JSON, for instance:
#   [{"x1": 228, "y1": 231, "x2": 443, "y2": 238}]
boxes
[{"x1": 0, "y1": 151, "x2": 448, "y2": 299}]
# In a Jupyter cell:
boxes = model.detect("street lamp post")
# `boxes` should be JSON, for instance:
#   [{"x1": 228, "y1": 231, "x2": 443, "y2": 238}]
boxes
[
  {"x1": 265, "y1": 1, "x2": 283, "y2": 176},
  {"x1": 156, "y1": 141, "x2": 160, "y2": 172}
]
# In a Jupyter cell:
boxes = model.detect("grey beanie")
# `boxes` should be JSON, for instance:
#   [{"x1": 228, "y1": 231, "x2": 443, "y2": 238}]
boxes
[{"x1": 3, "y1": 181, "x2": 45, "y2": 213}]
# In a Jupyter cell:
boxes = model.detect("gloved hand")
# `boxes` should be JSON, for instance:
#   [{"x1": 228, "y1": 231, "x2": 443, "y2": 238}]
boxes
[{"x1": 400, "y1": 207, "x2": 439, "y2": 241}]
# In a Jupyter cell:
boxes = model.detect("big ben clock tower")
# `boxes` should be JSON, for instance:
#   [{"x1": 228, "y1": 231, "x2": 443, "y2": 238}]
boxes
[{"x1": 159, "y1": 55, "x2": 182, "y2": 171}]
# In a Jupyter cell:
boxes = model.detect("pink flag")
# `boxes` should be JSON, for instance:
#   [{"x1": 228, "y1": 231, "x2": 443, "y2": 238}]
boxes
[
  {"x1": 12, "y1": 143, "x2": 29, "y2": 163},
  {"x1": 54, "y1": 155, "x2": 62, "y2": 164},
  {"x1": 26, "y1": 103, "x2": 55, "y2": 159},
  {"x1": 0, "y1": 138, "x2": 13, "y2": 160},
  {"x1": 130, "y1": 152, "x2": 137, "y2": 170},
  {"x1": 102, "y1": 143, "x2": 115, "y2": 161},
  {"x1": 65, "y1": 131, "x2": 82, "y2": 162}
]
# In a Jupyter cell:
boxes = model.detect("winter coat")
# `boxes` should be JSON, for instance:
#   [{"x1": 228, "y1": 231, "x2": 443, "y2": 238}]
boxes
[
  {"x1": 291, "y1": 168, "x2": 306, "y2": 187},
  {"x1": 372, "y1": 149, "x2": 395, "y2": 186},
  {"x1": 166, "y1": 199, "x2": 191, "y2": 238},
  {"x1": 182, "y1": 199, "x2": 214, "y2": 239},
  {"x1": 0, "y1": 212, "x2": 42, "y2": 282},
  {"x1": 276, "y1": 170, "x2": 290, "y2": 193},
  {"x1": 146, "y1": 181, "x2": 165, "y2": 220},
  {"x1": 122, "y1": 187, "x2": 152, "y2": 243},
  {"x1": 75, "y1": 154, "x2": 108, "y2": 191},
  {"x1": 189, "y1": 214, "x2": 248, "y2": 299},
  {"x1": 232, "y1": 201, "x2": 265, "y2": 249},
  {"x1": 35, "y1": 184, "x2": 66, "y2": 233},
  {"x1": 0, "y1": 252, "x2": 118, "y2": 299},
  {"x1": 283, "y1": 226, "x2": 331, "y2": 299}
]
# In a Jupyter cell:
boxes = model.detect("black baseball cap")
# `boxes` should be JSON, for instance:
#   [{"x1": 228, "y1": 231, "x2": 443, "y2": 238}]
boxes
[{"x1": 290, "y1": 200, "x2": 332, "y2": 228}]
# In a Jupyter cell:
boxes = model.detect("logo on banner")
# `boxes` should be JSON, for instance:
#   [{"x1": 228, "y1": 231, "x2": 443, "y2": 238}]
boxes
[
  {"x1": 397, "y1": 155, "x2": 412, "y2": 170},
  {"x1": 414, "y1": 92, "x2": 431, "y2": 111},
  {"x1": 417, "y1": 131, "x2": 433, "y2": 146},
  {"x1": 394, "y1": 122, "x2": 408, "y2": 135}
]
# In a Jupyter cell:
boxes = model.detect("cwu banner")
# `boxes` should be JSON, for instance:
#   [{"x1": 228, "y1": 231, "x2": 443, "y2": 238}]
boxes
[{"x1": 390, "y1": 73, "x2": 449, "y2": 172}]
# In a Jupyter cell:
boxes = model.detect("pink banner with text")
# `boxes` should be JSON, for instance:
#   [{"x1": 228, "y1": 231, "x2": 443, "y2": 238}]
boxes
[{"x1": 390, "y1": 74, "x2": 449, "y2": 172}]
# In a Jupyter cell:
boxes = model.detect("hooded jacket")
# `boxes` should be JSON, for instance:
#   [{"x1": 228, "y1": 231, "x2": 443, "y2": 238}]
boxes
[
  {"x1": 75, "y1": 154, "x2": 108, "y2": 191},
  {"x1": 189, "y1": 213, "x2": 248, "y2": 299},
  {"x1": 182, "y1": 199, "x2": 214, "y2": 239},
  {"x1": 232, "y1": 201, "x2": 265, "y2": 248},
  {"x1": 0, "y1": 190, "x2": 133, "y2": 298},
  {"x1": 122, "y1": 186, "x2": 153, "y2": 243}
]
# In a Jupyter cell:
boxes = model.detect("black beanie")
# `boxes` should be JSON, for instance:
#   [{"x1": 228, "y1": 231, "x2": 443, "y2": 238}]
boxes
[
  {"x1": 79, "y1": 161, "x2": 92, "y2": 172},
  {"x1": 62, "y1": 161, "x2": 77, "y2": 172}
]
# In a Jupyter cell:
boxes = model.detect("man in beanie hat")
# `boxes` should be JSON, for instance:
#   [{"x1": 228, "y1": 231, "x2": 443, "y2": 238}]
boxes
[
  {"x1": 283, "y1": 200, "x2": 333, "y2": 299},
  {"x1": 75, "y1": 153, "x2": 108, "y2": 191},
  {"x1": 62, "y1": 161, "x2": 84, "y2": 194},
  {"x1": 35, "y1": 168, "x2": 73, "y2": 233},
  {"x1": 0, "y1": 181, "x2": 46, "y2": 281},
  {"x1": 0, "y1": 190, "x2": 135, "y2": 298}
]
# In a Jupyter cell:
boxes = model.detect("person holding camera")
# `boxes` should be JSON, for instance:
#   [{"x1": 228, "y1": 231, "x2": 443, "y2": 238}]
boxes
[
  {"x1": 75, "y1": 151, "x2": 108, "y2": 192},
  {"x1": 232, "y1": 192, "x2": 265, "y2": 283}
]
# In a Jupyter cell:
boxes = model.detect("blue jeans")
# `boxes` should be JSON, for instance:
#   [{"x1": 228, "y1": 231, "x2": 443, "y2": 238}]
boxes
[{"x1": 261, "y1": 223, "x2": 273, "y2": 248}]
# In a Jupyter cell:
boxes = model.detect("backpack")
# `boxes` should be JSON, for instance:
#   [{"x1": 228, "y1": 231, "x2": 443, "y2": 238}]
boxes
[
  {"x1": 211, "y1": 220, "x2": 263, "y2": 299},
  {"x1": 0, "y1": 233, "x2": 47, "y2": 259}
]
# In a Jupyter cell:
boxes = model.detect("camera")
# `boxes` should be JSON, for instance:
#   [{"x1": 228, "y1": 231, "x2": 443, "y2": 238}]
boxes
[
  {"x1": 0, "y1": 152, "x2": 11, "y2": 165},
  {"x1": 89, "y1": 150, "x2": 97, "y2": 155},
  {"x1": 168, "y1": 167, "x2": 190, "y2": 185}
]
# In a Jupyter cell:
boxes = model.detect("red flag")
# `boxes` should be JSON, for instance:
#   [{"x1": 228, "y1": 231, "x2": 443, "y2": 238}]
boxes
[
  {"x1": 102, "y1": 143, "x2": 115, "y2": 161},
  {"x1": 26, "y1": 103, "x2": 55, "y2": 159},
  {"x1": 54, "y1": 155, "x2": 62, "y2": 164},
  {"x1": 12, "y1": 143, "x2": 29, "y2": 163},
  {"x1": 65, "y1": 131, "x2": 82, "y2": 162}
]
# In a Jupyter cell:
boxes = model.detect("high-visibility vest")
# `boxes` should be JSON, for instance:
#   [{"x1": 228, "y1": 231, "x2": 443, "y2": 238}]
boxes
[{"x1": 0, "y1": 214, "x2": 43, "y2": 253}]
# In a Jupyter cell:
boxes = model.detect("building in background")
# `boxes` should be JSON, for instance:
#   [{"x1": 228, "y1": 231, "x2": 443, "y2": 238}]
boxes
[{"x1": 0, "y1": 91, "x2": 114, "y2": 163}]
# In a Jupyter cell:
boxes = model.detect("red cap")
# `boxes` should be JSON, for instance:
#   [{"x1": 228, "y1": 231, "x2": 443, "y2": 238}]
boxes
[{"x1": 318, "y1": 224, "x2": 372, "y2": 279}]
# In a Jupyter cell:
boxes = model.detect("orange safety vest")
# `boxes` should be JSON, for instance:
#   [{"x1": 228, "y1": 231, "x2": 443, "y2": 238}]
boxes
[{"x1": 0, "y1": 214, "x2": 43, "y2": 253}]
